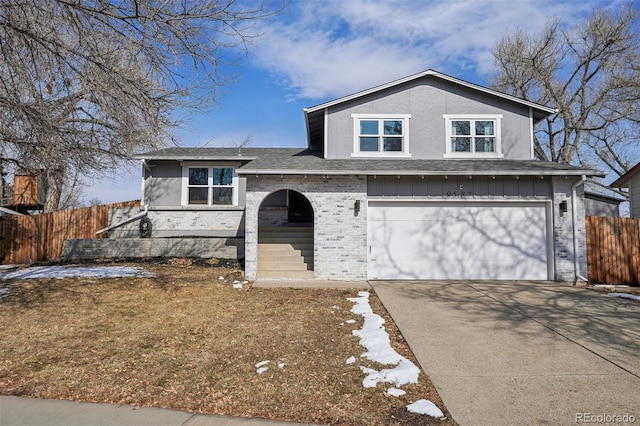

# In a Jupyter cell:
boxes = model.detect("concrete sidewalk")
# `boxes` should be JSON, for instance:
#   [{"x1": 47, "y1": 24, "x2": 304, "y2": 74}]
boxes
[
  {"x1": 371, "y1": 281, "x2": 640, "y2": 426},
  {"x1": 0, "y1": 396, "x2": 309, "y2": 426}
]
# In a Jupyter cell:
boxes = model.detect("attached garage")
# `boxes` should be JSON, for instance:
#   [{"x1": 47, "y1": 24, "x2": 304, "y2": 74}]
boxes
[{"x1": 367, "y1": 201, "x2": 552, "y2": 280}]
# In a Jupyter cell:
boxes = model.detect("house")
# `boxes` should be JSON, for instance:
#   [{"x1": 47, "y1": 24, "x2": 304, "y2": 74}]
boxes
[
  {"x1": 584, "y1": 191, "x2": 623, "y2": 217},
  {"x1": 610, "y1": 162, "x2": 640, "y2": 217},
  {"x1": 132, "y1": 70, "x2": 604, "y2": 282}
]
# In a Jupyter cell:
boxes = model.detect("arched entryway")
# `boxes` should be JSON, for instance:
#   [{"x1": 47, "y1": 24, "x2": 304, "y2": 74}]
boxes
[{"x1": 257, "y1": 190, "x2": 314, "y2": 279}]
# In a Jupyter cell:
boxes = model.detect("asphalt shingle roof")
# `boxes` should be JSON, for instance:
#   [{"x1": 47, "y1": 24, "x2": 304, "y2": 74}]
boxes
[{"x1": 137, "y1": 147, "x2": 604, "y2": 177}]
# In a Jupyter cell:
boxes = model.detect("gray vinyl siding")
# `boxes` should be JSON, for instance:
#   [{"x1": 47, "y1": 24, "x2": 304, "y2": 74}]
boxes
[
  {"x1": 630, "y1": 174, "x2": 640, "y2": 218},
  {"x1": 143, "y1": 160, "x2": 182, "y2": 206},
  {"x1": 142, "y1": 160, "x2": 247, "y2": 207},
  {"x1": 325, "y1": 78, "x2": 533, "y2": 160}
]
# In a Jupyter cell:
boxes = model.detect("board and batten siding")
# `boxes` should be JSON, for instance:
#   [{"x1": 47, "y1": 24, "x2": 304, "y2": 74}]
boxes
[
  {"x1": 367, "y1": 175, "x2": 552, "y2": 199},
  {"x1": 325, "y1": 78, "x2": 533, "y2": 160}
]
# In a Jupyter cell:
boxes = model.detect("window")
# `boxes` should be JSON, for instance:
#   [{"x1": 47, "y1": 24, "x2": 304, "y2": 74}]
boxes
[
  {"x1": 352, "y1": 114, "x2": 411, "y2": 157},
  {"x1": 443, "y1": 115, "x2": 503, "y2": 158},
  {"x1": 182, "y1": 165, "x2": 236, "y2": 206}
]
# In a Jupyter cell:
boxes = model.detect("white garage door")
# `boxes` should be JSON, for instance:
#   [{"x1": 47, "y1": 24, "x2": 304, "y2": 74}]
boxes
[{"x1": 367, "y1": 201, "x2": 550, "y2": 280}]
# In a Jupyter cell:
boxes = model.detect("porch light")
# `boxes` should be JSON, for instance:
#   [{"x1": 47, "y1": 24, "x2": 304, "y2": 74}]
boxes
[
  {"x1": 354, "y1": 200, "x2": 361, "y2": 217},
  {"x1": 559, "y1": 200, "x2": 568, "y2": 216}
]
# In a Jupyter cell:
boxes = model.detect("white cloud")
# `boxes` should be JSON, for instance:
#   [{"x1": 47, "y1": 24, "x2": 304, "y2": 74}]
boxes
[{"x1": 252, "y1": 0, "x2": 619, "y2": 100}]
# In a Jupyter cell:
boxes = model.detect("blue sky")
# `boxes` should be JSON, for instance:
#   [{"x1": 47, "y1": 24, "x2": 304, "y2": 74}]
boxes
[{"x1": 90, "y1": 0, "x2": 626, "y2": 204}]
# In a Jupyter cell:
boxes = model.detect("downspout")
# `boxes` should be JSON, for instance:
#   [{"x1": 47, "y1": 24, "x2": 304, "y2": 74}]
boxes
[
  {"x1": 571, "y1": 175, "x2": 587, "y2": 284},
  {"x1": 95, "y1": 205, "x2": 148, "y2": 235}
]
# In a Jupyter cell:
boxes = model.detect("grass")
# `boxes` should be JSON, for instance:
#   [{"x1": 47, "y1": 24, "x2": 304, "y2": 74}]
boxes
[{"x1": 0, "y1": 260, "x2": 454, "y2": 425}]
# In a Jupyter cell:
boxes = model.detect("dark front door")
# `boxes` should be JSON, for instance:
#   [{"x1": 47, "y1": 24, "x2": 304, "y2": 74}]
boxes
[{"x1": 288, "y1": 190, "x2": 313, "y2": 223}]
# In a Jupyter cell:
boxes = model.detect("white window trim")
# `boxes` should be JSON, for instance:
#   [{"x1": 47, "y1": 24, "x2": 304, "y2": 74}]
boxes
[
  {"x1": 180, "y1": 162, "x2": 239, "y2": 206},
  {"x1": 442, "y1": 114, "x2": 504, "y2": 159},
  {"x1": 351, "y1": 113, "x2": 412, "y2": 158}
]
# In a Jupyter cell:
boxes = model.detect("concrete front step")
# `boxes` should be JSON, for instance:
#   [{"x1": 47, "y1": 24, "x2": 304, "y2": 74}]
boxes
[
  {"x1": 258, "y1": 262, "x2": 313, "y2": 271},
  {"x1": 258, "y1": 237, "x2": 313, "y2": 244},
  {"x1": 258, "y1": 243, "x2": 313, "y2": 251},
  {"x1": 257, "y1": 270, "x2": 315, "y2": 279},
  {"x1": 258, "y1": 254, "x2": 313, "y2": 264}
]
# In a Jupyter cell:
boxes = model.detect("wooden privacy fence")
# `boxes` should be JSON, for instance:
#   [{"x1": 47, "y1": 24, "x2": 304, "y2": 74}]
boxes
[
  {"x1": 586, "y1": 215, "x2": 640, "y2": 285},
  {"x1": 0, "y1": 201, "x2": 140, "y2": 265}
]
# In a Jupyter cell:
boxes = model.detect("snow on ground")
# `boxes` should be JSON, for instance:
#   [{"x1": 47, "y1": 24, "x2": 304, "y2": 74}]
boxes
[
  {"x1": 0, "y1": 287, "x2": 8, "y2": 300},
  {"x1": 255, "y1": 360, "x2": 270, "y2": 375},
  {"x1": 387, "y1": 388, "x2": 406, "y2": 397},
  {"x1": 407, "y1": 400, "x2": 444, "y2": 417},
  {"x1": 609, "y1": 292, "x2": 640, "y2": 302},
  {"x1": 0, "y1": 265, "x2": 155, "y2": 280},
  {"x1": 347, "y1": 291, "x2": 443, "y2": 418}
]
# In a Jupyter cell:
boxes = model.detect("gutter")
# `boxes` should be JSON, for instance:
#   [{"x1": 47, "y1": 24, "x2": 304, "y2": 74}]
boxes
[
  {"x1": 237, "y1": 169, "x2": 604, "y2": 177},
  {"x1": 95, "y1": 205, "x2": 148, "y2": 235},
  {"x1": 571, "y1": 175, "x2": 588, "y2": 284},
  {"x1": 0, "y1": 207, "x2": 25, "y2": 216}
]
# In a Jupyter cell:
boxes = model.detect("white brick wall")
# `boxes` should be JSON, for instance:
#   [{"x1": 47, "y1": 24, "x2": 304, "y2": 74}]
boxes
[
  {"x1": 551, "y1": 177, "x2": 587, "y2": 281},
  {"x1": 108, "y1": 207, "x2": 245, "y2": 238},
  {"x1": 245, "y1": 175, "x2": 368, "y2": 280}
]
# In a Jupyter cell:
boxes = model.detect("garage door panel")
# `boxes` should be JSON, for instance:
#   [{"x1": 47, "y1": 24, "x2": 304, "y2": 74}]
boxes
[{"x1": 367, "y1": 202, "x2": 549, "y2": 280}]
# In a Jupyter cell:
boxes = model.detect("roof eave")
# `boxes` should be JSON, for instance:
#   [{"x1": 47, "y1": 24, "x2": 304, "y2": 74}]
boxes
[
  {"x1": 610, "y1": 162, "x2": 640, "y2": 187},
  {"x1": 238, "y1": 169, "x2": 606, "y2": 177},
  {"x1": 136, "y1": 155, "x2": 258, "y2": 161}
]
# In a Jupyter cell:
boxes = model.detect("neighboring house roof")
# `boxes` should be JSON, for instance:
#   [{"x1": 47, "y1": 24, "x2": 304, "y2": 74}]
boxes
[
  {"x1": 304, "y1": 69, "x2": 558, "y2": 151},
  {"x1": 138, "y1": 148, "x2": 605, "y2": 177},
  {"x1": 610, "y1": 161, "x2": 640, "y2": 187},
  {"x1": 585, "y1": 191, "x2": 625, "y2": 205}
]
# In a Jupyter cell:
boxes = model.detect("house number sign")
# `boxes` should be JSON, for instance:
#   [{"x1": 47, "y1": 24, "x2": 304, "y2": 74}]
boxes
[{"x1": 445, "y1": 184, "x2": 473, "y2": 198}]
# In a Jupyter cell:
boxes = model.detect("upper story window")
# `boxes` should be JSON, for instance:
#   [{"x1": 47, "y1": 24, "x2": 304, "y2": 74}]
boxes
[
  {"x1": 181, "y1": 164, "x2": 238, "y2": 206},
  {"x1": 443, "y1": 114, "x2": 504, "y2": 158},
  {"x1": 351, "y1": 114, "x2": 411, "y2": 157}
]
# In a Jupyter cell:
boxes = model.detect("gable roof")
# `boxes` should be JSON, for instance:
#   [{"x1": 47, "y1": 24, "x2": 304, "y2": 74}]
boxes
[
  {"x1": 303, "y1": 69, "x2": 558, "y2": 151},
  {"x1": 304, "y1": 69, "x2": 557, "y2": 116},
  {"x1": 610, "y1": 161, "x2": 640, "y2": 188},
  {"x1": 138, "y1": 148, "x2": 605, "y2": 177}
]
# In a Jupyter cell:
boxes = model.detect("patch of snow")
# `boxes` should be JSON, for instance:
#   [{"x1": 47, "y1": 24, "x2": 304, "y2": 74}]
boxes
[
  {"x1": 218, "y1": 276, "x2": 225, "y2": 281},
  {"x1": 278, "y1": 363, "x2": 285, "y2": 369},
  {"x1": 255, "y1": 360, "x2": 270, "y2": 375},
  {"x1": 0, "y1": 287, "x2": 8, "y2": 299},
  {"x1": 387, "y1": 388, "x2": 406, "y2": 397},
  {"x1": 347, "y1": 291, "x2": 420, "y2": 387},
  {"x1": 0, "y1": 266, "x2": 154, "y2": 280},
  {"x1": 345, "y1": 319, "x2": 356, "y2": 324},
  {"x1": 255, "y1": 360, "x2": 270, "y2": 368},
  {"x1": 594, "y1": 284, "x2": 629, "y2": 288},
  {"x1": 406, "y1": 399, "x2": 444, "y2": 418},
  {"x1": 345, "y1": 356, "x2": 356, "y2": 365},
  {"x1": 232, "y1": 281, "x2": 243, "y2": 289},
  {"x1": 609, "y1": 292, "x2": 640, "y2": 302},
  {"x1": 331, "y1": 305, "x2": 340, "y2": 310}
]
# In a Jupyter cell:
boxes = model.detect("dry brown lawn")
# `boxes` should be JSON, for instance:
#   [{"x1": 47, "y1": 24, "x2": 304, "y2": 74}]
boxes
[{"x1": 0, "y1": 260, "x2": 454, "y2": 425}]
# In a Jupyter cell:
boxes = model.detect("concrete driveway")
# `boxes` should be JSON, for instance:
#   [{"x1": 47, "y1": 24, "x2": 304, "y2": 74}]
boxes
[{"x1": 371, "y1": 281, "x2": 640, "y2": 426}]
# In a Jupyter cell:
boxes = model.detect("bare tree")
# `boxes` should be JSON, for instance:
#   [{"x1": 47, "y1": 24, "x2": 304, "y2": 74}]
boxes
[
  {"x1": 490, "y1": 4, "x2": 640, "y2": 193},
  {"x1": 0, "y1": 0, "x2": 282, "y2": 211}
]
